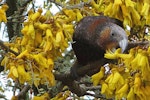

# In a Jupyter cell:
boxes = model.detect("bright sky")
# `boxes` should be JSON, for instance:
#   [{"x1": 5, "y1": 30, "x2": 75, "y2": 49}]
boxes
[{"x1": 0, "y1": 23, "x2": 8, "y2": 41}]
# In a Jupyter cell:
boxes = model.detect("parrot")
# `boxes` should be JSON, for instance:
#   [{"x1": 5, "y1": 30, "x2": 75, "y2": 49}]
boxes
[{"x1": 71, "y1": 15, "x2": 128, "y2": 79}]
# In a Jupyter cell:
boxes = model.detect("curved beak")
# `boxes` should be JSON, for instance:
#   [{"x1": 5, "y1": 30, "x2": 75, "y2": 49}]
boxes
[
  {"x1": 119, "y1": 37, "x2": 128, "y2": 52},
  {"x1": 111, "y1": 23, "x2": 128, "y2": 53}
]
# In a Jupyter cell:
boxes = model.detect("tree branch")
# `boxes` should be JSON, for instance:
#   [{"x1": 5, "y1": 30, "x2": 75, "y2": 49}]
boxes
[
  {"x1": 54, "y1": 58, "x2": 110, "y2": 96},
  {"x1": 19, "y1": 0, "x2": 33, "y2": 15},
  {"x1": 6, "y1": 0, "x2": 17, "y2": 40},
  {"x1": 124, "y1": 41, "x2": 150, "y2": 53},
  {"x1": 86, "y1": 86, "x2": 101, "y2": 91},
  {"x1": 6, "y1": 0, "x2": 32, "y2": 40},
  {"x1": 0, "y1": 40, "x2": 19, "y2": 56},
  {"x1": 17, "y1": 85, "x2": 31, "y2": 100},
  {"x1": 49, "y1": 0, "x2": 91, "y2": 9}
]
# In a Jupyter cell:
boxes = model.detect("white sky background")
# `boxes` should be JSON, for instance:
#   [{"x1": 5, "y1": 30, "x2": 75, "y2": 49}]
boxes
[{"x1": 0, "y1": 24, "x2": 8, "y2": 41}]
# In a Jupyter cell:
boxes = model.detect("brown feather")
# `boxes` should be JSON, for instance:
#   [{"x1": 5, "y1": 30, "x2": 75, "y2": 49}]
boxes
[{"x1": 72, "y1": 15, "x2": 126, "y2": 65}]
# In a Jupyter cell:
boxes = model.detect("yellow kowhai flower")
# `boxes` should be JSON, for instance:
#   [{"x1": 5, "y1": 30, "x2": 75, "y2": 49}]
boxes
[
  {"x1": 101, "y1": 81, "x2": 113, "y2": 99},
  {"x1": 118, "y1": 48, "x2": 135, "y2": 60},
  {"x1": 17, "y1": 64, "x2": 31, "y2": 84},
  {"x1": 31, "y1": 8, "x2": 43, "y2": 21},
  {"x1": 130, "y1": 49, "x2": 143, "y2": 70},
  {"x1": 21, "y1": 23, "x2": 29, "y2": 35},
  {"x1": 27, "y1": 23, "x2": 35, "y2": 39},
  {"x1": 8, "y1": 65, "x2": 18, "y2": 79},
  {"x1": 139, "y1": 50, "x2": 150, "y2": 80},
  {"x1": 133, "y1": 73, "x2": 142, "y2": 93},
  {"x1": 105, "y1": 68, "x2": 125, "y2": 91},
  {"x1": 116, "y1": 79, "x2": 129, "y2": 99},
  {"x1": 141, "y1": 2, "x2": 150, "y2": 16},
  {"x1": 1, "y1": 56, "x2": 9, "y2": 66},
  {"x1": 127, "y1": 87, "x2": 135, "y2": 100},
  {"x1": 74, "y1": 9, "x2": 83, "y2": 22},
  {"x1": 91, "y1": 67, "x2": 105, "y2": 86},
  {"x1": 63, "y1": 9, "x2": 76, "y2": 21},
  {"x1": 143, "y1": 85, "x2": 150, "y2": 97},
  {"x1": 125, "y1": 0, "x2": 136, "y2": 7},
  {"x1": 39, "y1": 68, "x2": 55, "y2": 86},
  {"x1": 134, "y1": 87, "x2": 147, "y2": 100},
  {"x1": 104, "y1": 48, "x2": 121, "y2": 59},
  {"x1": 32, "y1": 53, "x2": 48, "y2": 69},
  {"x1": 0, "y1": 4, "x2": 9, "y2": 23},
  {"x1": 118, "y1": 48, "x2": 135, "y2": 69}
]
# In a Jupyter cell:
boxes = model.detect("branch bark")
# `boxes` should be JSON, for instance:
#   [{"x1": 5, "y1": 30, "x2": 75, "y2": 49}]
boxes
[
  {"x1": 126, "y1": 41, "x2": 149, "y2": 51},
  {"x1": 55, "y1": 58, "x2": 110, "y2": 96},
  {"x1": 17, "y1": 85, "x2": 31, "y2": 100},
  {"x1": 0, "y1": 40, "x2": 19, "y2": 56},
  {"x1": 6, "y1": 0, "x2": 17, "y2": 40},
  {"x1": 6, "y1": 0, "x2": 32, "y2": 40}
]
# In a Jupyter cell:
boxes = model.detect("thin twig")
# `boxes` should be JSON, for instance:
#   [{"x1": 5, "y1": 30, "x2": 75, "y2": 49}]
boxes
[
  {"x1": 7, "y1": 21, "x2": 24, "y2": 23},
  {"x1": 7, "y1": 15, "x2": 26, "y2": 20},
  {"x1": 0, "y1": 40, "x2": 19, "y2": 56},
  {"x1": 20, "y1": 0, "x2": 33, "y2": 15},
  {"x1": 86, "y1": 86, "x2": 101, "y2": 91},
  {"x1": 49, "y1": 0, "x2": 91, "y2": 9}
]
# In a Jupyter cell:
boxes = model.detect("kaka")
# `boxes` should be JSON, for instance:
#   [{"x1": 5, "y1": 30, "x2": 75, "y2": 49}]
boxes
[{"x1": 71, "y1": 15, "x2": 128, "y2": 79}]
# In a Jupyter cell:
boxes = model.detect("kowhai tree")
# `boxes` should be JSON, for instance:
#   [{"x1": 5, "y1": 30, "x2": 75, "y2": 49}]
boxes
[{"x1": 0, "y1": 0, "x2": 150, "y2": 100}]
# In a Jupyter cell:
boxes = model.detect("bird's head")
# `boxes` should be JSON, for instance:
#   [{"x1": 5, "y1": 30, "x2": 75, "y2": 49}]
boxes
[{"x1": 97, "y1": 23, "x2": 128, "y2": 52}]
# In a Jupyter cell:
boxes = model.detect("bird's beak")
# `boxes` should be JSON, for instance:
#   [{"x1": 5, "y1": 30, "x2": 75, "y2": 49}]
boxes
[{"x1": 119, "y1": 38, "x2": 128, "y2": 52}]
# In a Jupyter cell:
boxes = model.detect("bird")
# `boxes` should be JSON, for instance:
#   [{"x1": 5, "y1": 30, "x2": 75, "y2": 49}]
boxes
[{"x1": 71, "y1": 15, "x2": 128, "y2": 79}]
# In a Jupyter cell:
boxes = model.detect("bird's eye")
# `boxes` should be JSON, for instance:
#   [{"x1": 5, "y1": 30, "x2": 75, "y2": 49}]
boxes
[{"x1": 111, "y1": 33, "x2": 115, "y2": 36}]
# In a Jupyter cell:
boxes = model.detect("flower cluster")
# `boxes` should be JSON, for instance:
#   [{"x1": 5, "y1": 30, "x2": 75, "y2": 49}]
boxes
[
  {"x1": 1, "y1": 7, "x2": 84, "y2": 87},
  {"x1": 92, "y1": 47, "x2": 150, "y2": 100},
  {"x1": 0, "y1": 4, "x2": 8, "y2": 23},
  {"x1": 91, "y1": 0, "x2": 150, "y2": 27}
]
